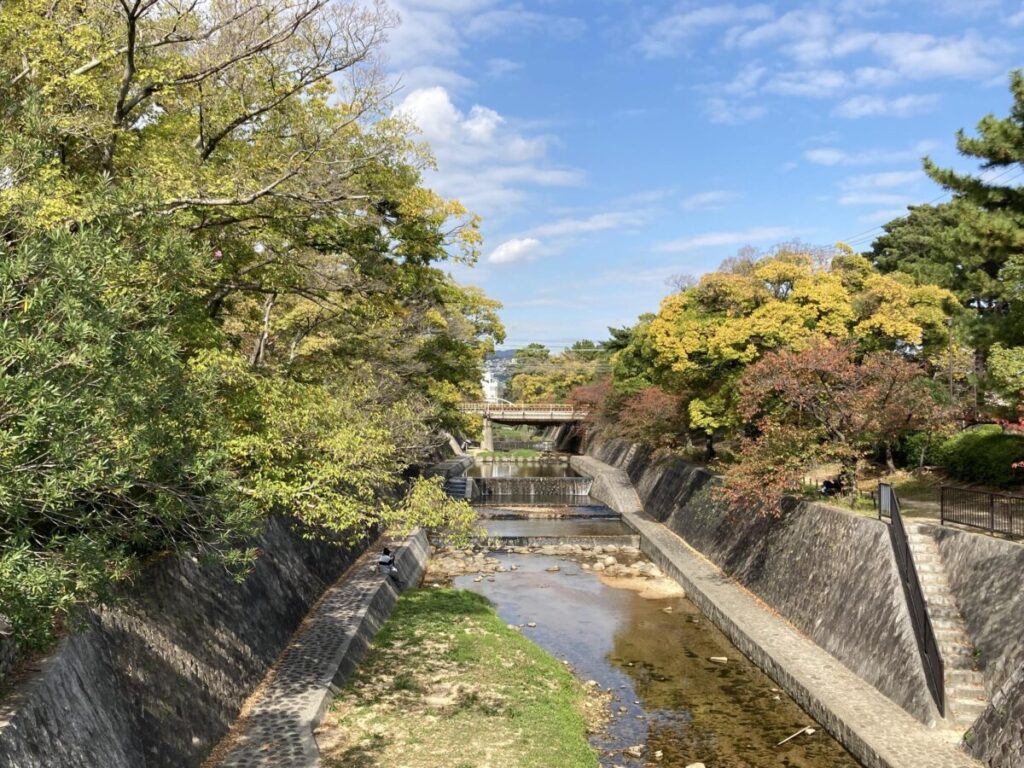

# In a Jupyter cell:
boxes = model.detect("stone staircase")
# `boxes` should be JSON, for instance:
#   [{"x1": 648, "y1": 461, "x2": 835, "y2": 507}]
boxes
[
  {"x1": 905, "y1": 524, "x2": 989, "y2": 729},
  {"x1": 443, "y1": 476, "x2": 472, "y2": 500}
]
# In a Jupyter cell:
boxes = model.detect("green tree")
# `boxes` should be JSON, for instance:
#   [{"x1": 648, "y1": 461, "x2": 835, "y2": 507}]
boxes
[
  {"x1": 0, "y1": 0, "x2": 502, "y2": 648},
  {"x1": 920, "y1": 69, "x2": 1024, "y2": 350}
]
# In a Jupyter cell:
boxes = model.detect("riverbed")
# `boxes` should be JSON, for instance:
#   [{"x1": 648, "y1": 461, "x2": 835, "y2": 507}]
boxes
[{"x1": 455, "y1": 553, "x2": 860, "y2": 768}]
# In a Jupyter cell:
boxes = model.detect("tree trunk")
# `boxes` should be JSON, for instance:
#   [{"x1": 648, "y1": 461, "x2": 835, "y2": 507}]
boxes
[
  {"x1": 840, "y1": 461, "x2": 858, "y2": 502},
  {"x1": 704, "y1": 432, "x2": 716, "y2": 461},
  {"x1": 250, "y1": 293, "x2": 277, "y2": 367},
  {"x1": 885, "y1": 441, "x2": 896, "y2": 473}
]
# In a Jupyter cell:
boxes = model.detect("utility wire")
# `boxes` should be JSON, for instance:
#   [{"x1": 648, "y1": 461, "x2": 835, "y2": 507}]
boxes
[{"x1": 839, "y1": 165, "x2": 1024, "y2": 250}]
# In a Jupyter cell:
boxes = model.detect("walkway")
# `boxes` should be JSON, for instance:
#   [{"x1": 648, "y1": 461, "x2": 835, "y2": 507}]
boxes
[
  {"x1": 572, "y1": 454, "x2": 981, "y2": 768},
  {"x1": 210, "y1": 530, "x2": 428, "y2": 768}
]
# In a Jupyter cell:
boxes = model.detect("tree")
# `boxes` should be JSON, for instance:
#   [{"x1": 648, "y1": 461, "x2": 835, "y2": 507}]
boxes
[
  {"x1": 0, "y1": 0, "x2": 502, "y2": 648},
  {"x1": 721, "y1": 340, "x2": 947, "y2": 513},
  {"x1": 919, "y1": 69, "x2": 1024, "y2": 350},
  {"x1": 643, "y1": 247, "x2": 957, "y2": 457}
]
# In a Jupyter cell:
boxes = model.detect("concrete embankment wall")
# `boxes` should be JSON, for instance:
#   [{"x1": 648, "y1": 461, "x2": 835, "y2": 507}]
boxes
[
  {"x1": 929, "y1": 527, "x2": 1024, "y2": 766},
  {"x1": 582, "y1": 437, "x2": 939, "y2": 726},
  {"x1": 0, "y1": 518, "x2": 370, "y2": 768}
]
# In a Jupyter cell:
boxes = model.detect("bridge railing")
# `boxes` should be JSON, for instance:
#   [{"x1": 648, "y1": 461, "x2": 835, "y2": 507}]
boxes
[{"x1": 457, "y1": 402, "x2": 586, "y2": 417}]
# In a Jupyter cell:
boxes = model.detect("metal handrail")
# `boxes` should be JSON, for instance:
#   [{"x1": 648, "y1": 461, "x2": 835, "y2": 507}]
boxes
[
  {"x1": 457, "y1": 402, "x2": 586, "y2": 415},
  {"x1": 940, "y1": 485, "x2": 1024, "y2": 538},
  {"x1": 880, "y1": 483, "x2": 945, "y2": 716}
]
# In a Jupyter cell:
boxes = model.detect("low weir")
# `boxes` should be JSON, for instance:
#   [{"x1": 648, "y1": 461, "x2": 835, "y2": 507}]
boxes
[{"x1": 470, "y1": 475, "x2": 592, "y2": 502}]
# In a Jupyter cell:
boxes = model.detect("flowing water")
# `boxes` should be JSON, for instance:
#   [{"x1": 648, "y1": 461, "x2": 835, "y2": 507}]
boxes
[
  {"x1": 452, "y1": 459, "x2": 862, "y2": 768},
  {"x1": 467, "y1": 460, "x2": 579, "y2": 478}
]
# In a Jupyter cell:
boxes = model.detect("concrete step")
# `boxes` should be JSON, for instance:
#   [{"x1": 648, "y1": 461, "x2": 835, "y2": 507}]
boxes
[
  {"x1": 946, "y1": 668, "x2": 985, "y2": 685},
  {"x1": 949, "y1": 684, "x2": 988, "y2": 700},
  {"x1": 946, "y1": 700, "x2": 987, "y2": 724}
]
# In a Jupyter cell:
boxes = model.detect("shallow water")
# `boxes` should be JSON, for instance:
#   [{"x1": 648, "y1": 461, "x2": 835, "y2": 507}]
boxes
[
  {"x1": 454, "y1": 553, "x2": 861, "y2": 768},
  {"x1": 480, "y1": 518, "x2": 634, "y2": 538}
]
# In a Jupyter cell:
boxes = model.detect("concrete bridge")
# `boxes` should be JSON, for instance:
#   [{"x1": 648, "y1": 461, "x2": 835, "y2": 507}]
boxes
[{"x1": 457, "y1": 403, "x2": 588, "y2": 451}]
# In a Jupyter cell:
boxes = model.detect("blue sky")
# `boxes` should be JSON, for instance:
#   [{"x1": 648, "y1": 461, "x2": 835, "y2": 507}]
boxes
[{"x1": 385, "y1": 0, "x2": 1024, "y2": 349}]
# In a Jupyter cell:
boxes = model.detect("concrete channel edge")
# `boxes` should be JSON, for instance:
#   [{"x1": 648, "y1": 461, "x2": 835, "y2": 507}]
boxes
[
  {"x1": 217, "y1": 529, "x2": 429, "y2": 768},
  {"x1": 570, "y1": 454, "x2": 980, "y2": 768}
]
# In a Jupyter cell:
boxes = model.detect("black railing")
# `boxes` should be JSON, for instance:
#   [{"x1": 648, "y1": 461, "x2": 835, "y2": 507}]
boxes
[
  {"x1": 879, "y1": 483, "x2": 945, "y2": 716},
  {"x1": 941, "y1": 486, "x2": 1024, "y2": 538},
  {"x1": 491, "y1": 440, "x2": 555, "y2": 451}
]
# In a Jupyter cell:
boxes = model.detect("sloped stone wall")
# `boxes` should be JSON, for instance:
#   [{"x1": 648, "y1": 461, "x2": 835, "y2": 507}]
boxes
[
  {"x1": 0, "y1": 518, "x2": 369, "y2": 768},
  {"x1": 583, "y1": 436, "x2": 938, "y2": 725}
]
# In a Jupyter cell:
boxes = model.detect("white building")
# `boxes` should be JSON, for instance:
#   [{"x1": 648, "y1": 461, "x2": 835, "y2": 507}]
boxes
[{"x1": 481, "y1": 369, "x2": 503, "y2": 402}]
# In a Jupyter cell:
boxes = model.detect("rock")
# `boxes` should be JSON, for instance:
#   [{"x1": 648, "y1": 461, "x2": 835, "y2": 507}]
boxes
[
  {"x1": 625, "y1": 745, "x2": 644, "y2": 758},
  {"x1": 685, "y1": 763, "x2": 706, "y2": 768},
  {"x1": 654, "y1": 749, "x2": 663, "y2": 761},
  {"x1": 581, "y1": 563, "x2": 591, "y2": 570},
  {"x1": 526, "y1": 621, "x2": 537, "y2": 628},
  {"x1": 602, "y1": 556, "x2": 617, "y2": 567},
  {"x1": 592, "y1": 563, "x2": 605, "y2": 572},
  {"x1": 509, "y1": 564, "x2": 519, "y2": 571},
  {"x1": 662, "y1": 606, "x2": 673, "y2": 614},
  {"x1": 709, "y1": 656, "x2": 728, "y2": 664},
  {"x1": 604, "y1": 545, "x2": 619, "y2": 554},
  {"x1": 473, "y1": 577, "x2": 483, "y2": 583},
  {"x1": 546, "y1": 565, "x2": 560, "y2": 572}
]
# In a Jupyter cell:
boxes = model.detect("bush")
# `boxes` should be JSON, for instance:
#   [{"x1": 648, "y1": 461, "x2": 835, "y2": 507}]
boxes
[{"x1": 936, "y1": 425, "x2": 1024, "y2": 486}]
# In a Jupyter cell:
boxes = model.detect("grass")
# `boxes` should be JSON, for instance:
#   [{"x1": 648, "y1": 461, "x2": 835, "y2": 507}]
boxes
[{"x1": 318, "y1": 589, "x2": 599, "y2": 768}]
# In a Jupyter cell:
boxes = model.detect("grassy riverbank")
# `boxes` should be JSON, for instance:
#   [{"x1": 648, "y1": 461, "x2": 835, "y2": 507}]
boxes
[{"x1": 317, "y1": 588, "x2": 599, "y2": 768}]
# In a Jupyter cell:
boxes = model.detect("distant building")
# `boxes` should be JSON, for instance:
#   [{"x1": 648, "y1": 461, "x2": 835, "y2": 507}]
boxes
[{"x1": 482, "y1": 369, "x2": 503, "y2": 402}]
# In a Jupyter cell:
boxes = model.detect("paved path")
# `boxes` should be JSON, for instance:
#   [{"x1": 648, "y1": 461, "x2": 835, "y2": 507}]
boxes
[
  {"x1": 572, "y1": 455, "x2": 981, "y2": 768},
  {"x1": 213, "y1": 530, "x2": 428, "y2": 768}
]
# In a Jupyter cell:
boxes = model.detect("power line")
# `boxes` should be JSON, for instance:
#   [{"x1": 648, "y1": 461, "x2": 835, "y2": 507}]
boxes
[{"x1": 839, "y1": 165, "x2": 1024, "y2": 250}]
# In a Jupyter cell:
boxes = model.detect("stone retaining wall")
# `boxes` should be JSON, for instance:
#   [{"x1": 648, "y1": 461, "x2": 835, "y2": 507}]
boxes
[
  {"x1": 0, "y1": 519, "x2": 370, "y2": 768},
  {"x1": 580, "y1": 437, "x2": 938, "y2": 725},
  {"x1": 928, "y1": 526, "x2": 1024, "y2": 766}
]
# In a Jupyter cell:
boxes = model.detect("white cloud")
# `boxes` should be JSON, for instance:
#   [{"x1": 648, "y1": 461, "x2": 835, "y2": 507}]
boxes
[
  {"x1": 841, "y1": 170, "x2": 925, "y2": 190},
  {"x1": 838, "y1": 192, "x2": 909, "y2": 205},
  {"x1": 527, "y1": 211, "x2": 644, "y2": 239},
  {"x1": 804, "y1": 140, "x2": 938, "y2": 166},
  {"x1": 654, "y1": 226, "x2": 797, "y2": 253},
  {"x1": 728, "y1": 9, "x2": 835, "y2": 64},
  {"x1": 764, "y1": 69, "x2": 849, "y2": 98},
  {"x1": 487, "y1": 57, "x2": 523, "y2": 77},
  {"x1": 466, "y1": 6, "x2": 585, "y2": 39},
  {"x1": 867, "y1": 32, "x2": 1007, "y2": 80},
  {"x1": 639, "y1": 3, "x2": 772, "y2": 58},
  {"x1": 833, "y1": 93, "x2": 939, "y2": 118},
  {"x1": 724, "y1": 64, "x2": 768, "y2": 96},
  {"x1": 680, "y1": 190, "x2": 738, "y2": 210},
  {"x1": 705, "y1": 97, "x2": 767, "y2": 124},
  {"x1": 489, "y1": 237, "x2": 542, "y2": 264},
  {"x1": 1010, "y1": 5, "x2": 1024, "y2": 26},
  {"x1": 395, "y1": 86, "x2": 581, "y2": 214}
]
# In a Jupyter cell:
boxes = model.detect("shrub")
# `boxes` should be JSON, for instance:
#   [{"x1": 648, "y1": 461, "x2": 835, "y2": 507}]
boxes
[{"x1": 936, "y1": 425, "x2": 1024, "y2": 486}]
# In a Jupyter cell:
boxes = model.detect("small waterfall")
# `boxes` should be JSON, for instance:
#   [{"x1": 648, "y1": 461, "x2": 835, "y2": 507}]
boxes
[{"x1": 471, "y1": 476, "x2": 593, "y2": 503}]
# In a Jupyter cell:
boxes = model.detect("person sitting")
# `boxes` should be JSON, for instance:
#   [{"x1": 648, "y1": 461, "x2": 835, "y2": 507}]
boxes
[
  {"x1": 820, "y1": 478, "x2": 844, "y2": 497},
  {"x1": 377, "y1": 547, "x2": 404, "y2": 586}
]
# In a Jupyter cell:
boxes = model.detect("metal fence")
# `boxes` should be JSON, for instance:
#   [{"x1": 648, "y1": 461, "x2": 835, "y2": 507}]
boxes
[
  {"x1": 491, "y1": 440, "x2": 554, "y2": 451},
  {"x1": 940, "y1": 486, "x2": 1024, "y2": 537},
  {"x1": 879, "y1": 483, "x2": 945, "y2": 716}
]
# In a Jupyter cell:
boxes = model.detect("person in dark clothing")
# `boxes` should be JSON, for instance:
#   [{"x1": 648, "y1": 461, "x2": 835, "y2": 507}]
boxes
[{"x1": 378, "y1": 547, "x2": 404, "y2": 586}]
